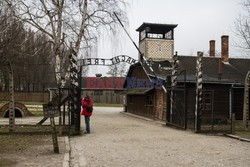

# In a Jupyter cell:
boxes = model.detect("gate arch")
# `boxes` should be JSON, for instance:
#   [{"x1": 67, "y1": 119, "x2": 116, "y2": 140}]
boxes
[
  {"x1": 68, "y1": 53, "x2": 138, "y2": 132},
  {"x1": 79, "y1": 55, "x2": 138, "y2": 66}
]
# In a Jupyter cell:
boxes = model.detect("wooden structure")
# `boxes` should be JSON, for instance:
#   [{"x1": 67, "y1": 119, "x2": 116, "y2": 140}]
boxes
[
  {"x1": 123, "y1": 23, "x2": 250, "y2": 132},
  {"x1": 124, "y1": 55, "x2": 250, "y2": 130},
  {"x1": 123, "y1": 61, "x2": 171, "y2": 120}
]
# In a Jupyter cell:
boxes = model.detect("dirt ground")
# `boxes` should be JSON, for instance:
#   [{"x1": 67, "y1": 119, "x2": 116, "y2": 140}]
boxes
[
  {"x1": 70, "y1": 107, "x2": 250, "y2": 167},
  {"x1": 0, "y1": 134, "x2": 65, "y2": 167}
]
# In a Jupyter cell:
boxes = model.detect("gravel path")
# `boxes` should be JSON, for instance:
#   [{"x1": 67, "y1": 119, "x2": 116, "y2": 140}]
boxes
[{"x1": 70, "y1": 107, "x2": 250, "y2": 167}]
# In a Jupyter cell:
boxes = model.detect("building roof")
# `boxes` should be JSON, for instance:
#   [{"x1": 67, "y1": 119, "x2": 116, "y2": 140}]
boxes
[
  {"x1": 125, "y1": 56, "x2": 250, "y2": 87},
  {"x1": 136, "y1": 22, "x2": 178, "y2": 33},
  {"x1": 177, "y1": 56, "x2": 250, "y2": 85},
  {"x1": 123, "y1": 60, "x2": 172, "y2": 88},
  {"x1": 141, "y1": 60, "x2": 172, "y2": 79}
]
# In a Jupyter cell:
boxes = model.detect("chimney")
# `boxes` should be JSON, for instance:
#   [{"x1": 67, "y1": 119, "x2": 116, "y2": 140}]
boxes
[
  {"x1": 221, "y1": 35, "x2": 229, "y2": 62},
  {"x1": 209, "y1": 40, "x2": 215, "y2": 57}
]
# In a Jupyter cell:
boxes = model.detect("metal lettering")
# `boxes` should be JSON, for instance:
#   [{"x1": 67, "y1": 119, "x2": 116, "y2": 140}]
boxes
[
  {"x1": 95, "y1": 59, "x2": 99, "y2": 65},
  {"x1": 115, "y1": 56, "x2": 120, "y2": 63},
  {"x1": 131, "y1": 59, "x2": 136, "y2": 64},
  {"x1": 126, "y1": 57, "x2": 131, "y2": 63},
  {"x1": 87, "y1": 59, "x2": 91, "y2": 65},
  {"x1": 79, "y1": 55, "x2": 138, "y2": 66},
  {"x1": 121, "y1": 55, "x2": 126, "y2": 62},
  {"x1": 101, "y1": 59, "x2": 105, "y2": 65}
]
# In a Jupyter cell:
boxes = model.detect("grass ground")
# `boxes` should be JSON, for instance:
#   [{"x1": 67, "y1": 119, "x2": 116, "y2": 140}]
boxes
[
  {"x1": 1, "y1": 101, "x2": 123, "y2": 107},
  {"x1": 1, "y1": 101, "x2": 123, "y2": 117},
  {"x1": 235, "y1": 131, "x2": 250, "y2": 140},
  {"x1": 0, "y1": 125, "x2": 54, "y2": 133},
  {"x1": 29, "y1": 110, "x2": 43, "y2": 116},
  {"x1": 27, "y1": 102, "x2": 123, "y2": 116}
]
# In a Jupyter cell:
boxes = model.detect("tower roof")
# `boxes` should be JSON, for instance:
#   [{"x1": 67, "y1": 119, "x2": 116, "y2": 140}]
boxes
[{"x1": 136, "y1": 22, "x2": 178, "y2": 33}]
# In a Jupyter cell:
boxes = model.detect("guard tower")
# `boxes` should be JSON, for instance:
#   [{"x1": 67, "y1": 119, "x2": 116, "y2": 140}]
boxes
[{"x1": 136, "y1": 22, "x2": 178, "y2": 62}]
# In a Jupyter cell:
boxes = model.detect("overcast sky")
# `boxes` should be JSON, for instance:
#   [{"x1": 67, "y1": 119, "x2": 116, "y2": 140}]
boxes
[{"x1": 88, "y1": 0, "x2": 244, "y2": 76}]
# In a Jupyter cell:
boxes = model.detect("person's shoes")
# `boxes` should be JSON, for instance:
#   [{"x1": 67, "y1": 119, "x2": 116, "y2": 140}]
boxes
[{"x1": 83, "y1": 131, "x2": 90, "y2": 134}]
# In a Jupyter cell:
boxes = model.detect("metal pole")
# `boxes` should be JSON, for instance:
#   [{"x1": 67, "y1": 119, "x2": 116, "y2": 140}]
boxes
[
  {"x1": 8, "y1": 61, "x2": 15, "y2": 132},
  {"x1": 211, "y1": 90, "x2": 214, "y2": 132},
  {"x1": 166, "y1": 76, "x2": 171, "y2": 123},
  {"x1": 75, "y1": 66, "x2": 82, "y2": 132},
  {"x1": 69, "y1": 48, "x2": 79, "y2": 128},
  {"x1": 170, "y1": 52, "x2": 178, "y2": 123},
  {"x1": 63, "y1": 103, "x2": 66, "y2": 126},
  {"x1": 231, "y1": 113, "x2": 235, "y2": 134},
  {"x1": 195, "y1": 52, "x2": 203, "y2": 132},
  {"x1": 58, "y1": 88, "x2": 62, "y2": 135},
  {"x1": 113, "y1": 12, "x2": 143, "y2": 56},
  {"x1": 184, "y1": 70, "x2": 187, "y2": 129},
  {"x1": 114, "y1": 12, "x2": 168, "y2": 93},
  {"x1": 229, "y1": 87, "x2": 232, "y2": 120},
  {"x1": 68, "y1": 89, "x2": 71, "y2": 135},
  {"x1": 243, "y1": 71, "x2": 250, "y2": 131}
]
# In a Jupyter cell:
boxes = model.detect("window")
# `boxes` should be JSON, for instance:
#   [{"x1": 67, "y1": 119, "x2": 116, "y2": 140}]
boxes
[
  {"x1": 202, "y1": 91, "x2": 212, "y2": 110},
  {"x1": 147, "y1": 33, "x2": 163, "y2": 39},
  {"x1": 165, "y1": 31, "x2": 172, "y2": 39},
  {"x1": 140, "y1": 30, "x2": 146, "y2": 40},
  {"x1": 146, "y1": 95, "x2": 153, "y2": 106}
]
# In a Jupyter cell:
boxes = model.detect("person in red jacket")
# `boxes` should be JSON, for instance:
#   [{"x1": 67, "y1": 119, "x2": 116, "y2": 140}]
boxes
[{"x1": 81, "y1": 95, "x2": 93, "y2": 134}]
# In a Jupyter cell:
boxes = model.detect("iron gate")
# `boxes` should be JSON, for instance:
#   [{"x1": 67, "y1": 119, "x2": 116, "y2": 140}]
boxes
[
  {"x1": 185, "y1": 89, "x2": 233, "y2": 133},
  {"x1": 166, "y1": 70, "x2": 187, "y2": 129},
  {"x1": 199, "y1": 89, "x2": 232, "y2": 133}
]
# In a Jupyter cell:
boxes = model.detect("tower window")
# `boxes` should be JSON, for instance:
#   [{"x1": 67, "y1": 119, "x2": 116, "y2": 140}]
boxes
[
  {"x1": 165, "y1": 31, "x2": 172, "y2": 39},
  {"x1": 147, "y1": 33, "x2": 163, "y2": 39},
  {"x1": 140, "y1": 30, "x2": 146, "y2": 40}
]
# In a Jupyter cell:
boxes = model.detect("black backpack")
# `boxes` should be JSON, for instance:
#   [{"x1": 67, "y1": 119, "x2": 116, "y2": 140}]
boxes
[{"x1": 87, "y1": 107, "x2": 93, "y2": 113}]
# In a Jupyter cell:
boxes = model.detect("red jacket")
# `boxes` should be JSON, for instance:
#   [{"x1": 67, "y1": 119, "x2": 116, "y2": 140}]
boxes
[{"x1": 81, "y1": 98, "x2": 93, "y2": 116}]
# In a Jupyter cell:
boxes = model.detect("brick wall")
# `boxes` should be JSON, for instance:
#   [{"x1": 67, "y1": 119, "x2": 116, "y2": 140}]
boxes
[{"x1": 0, "y1": 92, "x2": 49, "y2": 102}]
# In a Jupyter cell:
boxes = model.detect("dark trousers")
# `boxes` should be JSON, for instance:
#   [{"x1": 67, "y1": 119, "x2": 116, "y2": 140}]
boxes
[{"x1": 84, "y1": 116, "x2": 90, "y2": 133}]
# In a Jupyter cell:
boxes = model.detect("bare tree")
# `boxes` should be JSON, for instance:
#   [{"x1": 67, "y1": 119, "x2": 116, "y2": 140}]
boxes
[
  {"x1": 6, "y1": 0, "x2": 128, "y2": 88},
  {"x1": 235, "y1": 0, "x2": 250, "y2": 52},
  {"x1": 118, "y1": 62, "x2": 127, "y2": 77},
  {"x1": 107, "y1": 64, "x2": 119, "y2": 77},
  {"x1": 107, "y1": 62, "x2": 127, "y2": 77},
  {"x1": 0, "y1": 1, "x2": 58, "y2": 92},
  {"x1": 0, "y1": 1, "x2": 20, "y2": 63},
  {"x1": 0, "y1": 1, "x2": 25, "y2": 90}
]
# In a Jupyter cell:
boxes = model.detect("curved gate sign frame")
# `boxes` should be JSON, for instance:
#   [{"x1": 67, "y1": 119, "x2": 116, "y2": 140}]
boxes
[{"x1": 79, "y1": 55, "x2": 138, "y2": 66}]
